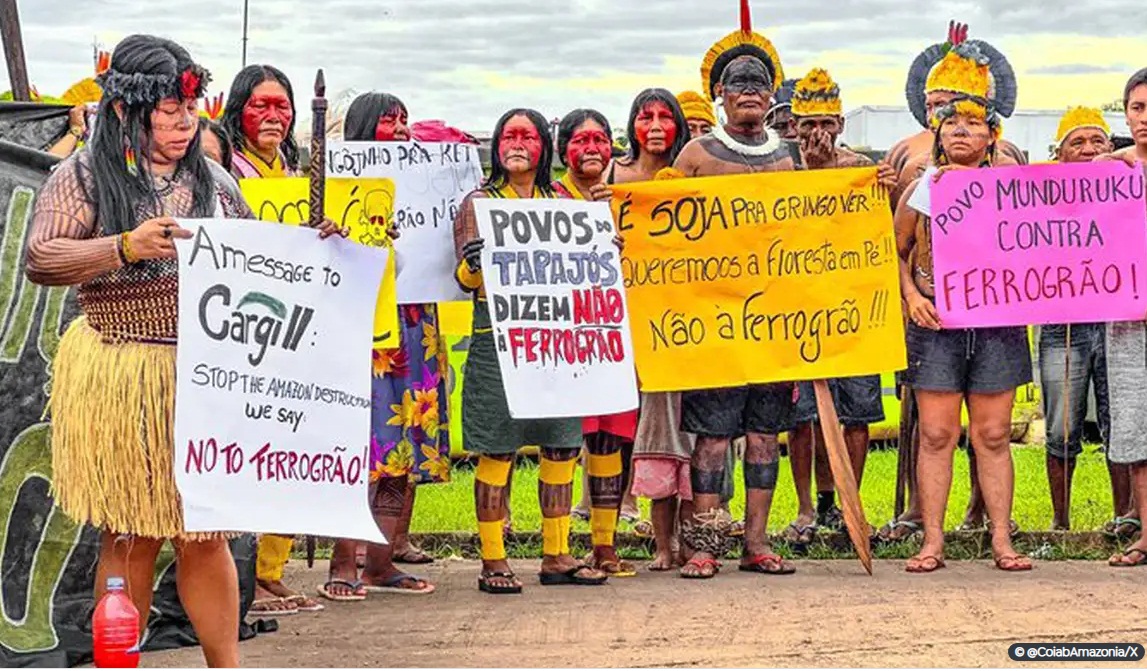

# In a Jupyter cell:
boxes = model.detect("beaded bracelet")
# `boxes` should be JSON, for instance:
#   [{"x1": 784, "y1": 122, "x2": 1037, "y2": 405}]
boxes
[{"x1": 119, "y1": 232, "x2": 140, "y2": 264}]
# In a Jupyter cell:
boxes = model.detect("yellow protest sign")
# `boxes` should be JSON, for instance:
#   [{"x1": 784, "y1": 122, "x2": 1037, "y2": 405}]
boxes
[
  {"x1": 611, "y1": 167, "x2": 906, "y2": 392},
  {"x1": 240, "y1": 177, "x2": 400, "y2": 348}
]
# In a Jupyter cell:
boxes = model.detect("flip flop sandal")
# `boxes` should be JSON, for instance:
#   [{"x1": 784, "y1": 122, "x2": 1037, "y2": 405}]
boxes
[
  {"x1": 394, "y1": 548, "x2": 435, "y2": 565},
  {"x1": 539, "y1": 564, "x2": 609, "y2": 586},
  {"x1": 593, "y1": 557, "x2": 638, "y2": 578},
  {"x1": 679, "y1": 557, "x2": 720, "y2": 580},
  {"x1": 739, "y1": 553, "x2": 797, "y2": 575},
  {"x1": 632, "y1": 520, "x2": 655, "y2": 538},
  {"x1": 249, "y1": 597, "x2": 298, "y2": 616},
  {"x1": 364, "y1": 573, "x2": 436, "y2": 595},
  {"x1": 478, "y1": 570, "x2": 522, "y2": 594},
  {"x1": 728, "y1": 520, "x2": 746, "y2": 537},
  {"x1": 874, "y1": 519, "x2": 922, "y2": 544},
  {"x1": 1106, "y1": 517, "x2": 1142, "y2": 539},
  {"x1": 316, "y1": 579, "x2": 368, "y2": 602},
  {"x1": 783, "y1": 522, "x2": 818, "y2": 545},
  {"x1": 818, "y1": 506, "x2": 845, "y2": 531},
  {"x1": 994, "y1": 554, "x2": 1033, "y2": 572},
  {"x1": 1108, "y1": 548, "x2": 1147, "y2": 567},
  {"x1": 286, "y1": 594, "x2": 325, "y2": 612},
  {"x1": 905, "y1": 555, "x2": 946, "y2": 573}
]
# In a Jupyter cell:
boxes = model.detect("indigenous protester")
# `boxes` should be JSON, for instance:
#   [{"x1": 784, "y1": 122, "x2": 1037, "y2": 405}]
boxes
[
  {"x1": 221, "y1": 64, "x2": 300, "y2": 180},
  {"x1": 669, "y1": 0, "x2": 798, "y2": 579},
  {"x1": 878, "y1": 22, "x2": 1024, "y2": 543},
  {"x1": 198, "y1": 117, "x2": 232, "y2": 172},
  {"x1": 763, "y1": 78, "x2": 797, "y2": 141},
  {"x1": 320, "y1": 92, "x2": 444, "y2": 601},
  {"x1": 453, "y1": 108, "x2": 609, "y2": 593},
  {"x1": 46, "y1": 105, "x2": 89, "y2": 159},
  {"x1": 784, "y1": 69, "x2": 888, "y2": 543},
  {"x1": 677, "y1": 90, "x2": 716, "y2": 139},
  {"x1": 574, "y1": 88, "x2": 689, "y2": 525},
  {"x1": 1099, "y1": 67, "x2": 1147, "y2": 566},
  {"x1": 893, "y1": 36, "x2": 1031, "y2": 573},
  {"x1": 552, "y1": 108, "x2": 636, "y2": 578},
  {"x1": 22, "y1": 34, "x2": 341, "y2": 667},
  {"x1": 220, "y1": 64, "x2": 319, "y2": 616},
  {"x1": 1041, "y1": 108, "x2": 1128, "y2": 533}
]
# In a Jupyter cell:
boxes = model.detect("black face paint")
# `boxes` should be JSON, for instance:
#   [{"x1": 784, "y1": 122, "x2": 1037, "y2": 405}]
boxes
[{"x1": 722, "y1": 57, "x2": 771, "y2": 96}]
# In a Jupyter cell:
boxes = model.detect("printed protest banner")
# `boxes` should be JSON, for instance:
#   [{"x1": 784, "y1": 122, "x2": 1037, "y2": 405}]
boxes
[
  {"x1": 327, "y1": 141, "x2": 483, "y2": 303},
  {"x1": 930, "y1": 161, "x2": 1147, "y2": 327},
  {"x1": 472, "y1": 198, "x2": 639, "y2": 418},
  {"x1": 613, "y1": 167, "x2": 905, "y2": 392},
  {"x1": 174, "y1": 218, "x2": 387, "y2": 541},
  {"x1": 240, "y1": 176, "x2": 399, "y2": 347}
]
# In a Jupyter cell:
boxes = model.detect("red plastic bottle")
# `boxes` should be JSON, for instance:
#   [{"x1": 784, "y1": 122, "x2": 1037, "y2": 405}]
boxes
[{"x1": 92, "y1": 577, "x2": 140, "y2": 668}]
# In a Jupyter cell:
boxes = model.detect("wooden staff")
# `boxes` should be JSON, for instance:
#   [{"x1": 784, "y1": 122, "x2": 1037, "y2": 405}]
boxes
[
  {"x1": 307, "y1": 68, "x2": 327, "y2": 229},
  {"x1": 304, "y1": 68, "x2": 327, "y2": 568},
  {"x1": 813, "y1": 379, "x2": 874, "y2": 574}
]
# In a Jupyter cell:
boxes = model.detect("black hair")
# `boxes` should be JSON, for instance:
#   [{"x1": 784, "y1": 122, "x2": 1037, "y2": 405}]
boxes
[
  {"x1": 625, "y1": 88, "x2": 689, "y2": 164},
  {"x1": 1124, "y1": 67, "x2": 1147, "y2": 109},
  {"x1": 485, "y1": 108, "x2": 555, "y2": 196},
  {"x1": 343, "y1": 92, "x2": 408, "y2": 142},
  {"x1": 84, "y1": 34, "x2": 214, "y2": 235},
  {"x1": 220, "y1": 64, "x2": 299, "y2": 170},
  {"x1": 556, "y1": 108, "x2": 610, "y2": 167},
  {"x1": 199, "y1": 117, "x2": 232, "y2": 173}
]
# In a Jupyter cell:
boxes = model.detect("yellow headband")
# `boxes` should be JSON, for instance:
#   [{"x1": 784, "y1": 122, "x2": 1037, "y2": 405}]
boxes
[
  {"x1": 1055, "y1": 106, "x2": 1110, "y2": 147},
  {"x1": 791, "y1": 68, "x2": 841, "y2": 117},
  {"x1": 676, "y1": 90, "x2": 717, "y2": 126}
]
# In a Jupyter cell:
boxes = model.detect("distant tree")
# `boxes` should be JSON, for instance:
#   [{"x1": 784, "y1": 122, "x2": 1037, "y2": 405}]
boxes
[{"x1": 1101, "y1": 99, "x2": 1125, "y2": 112}]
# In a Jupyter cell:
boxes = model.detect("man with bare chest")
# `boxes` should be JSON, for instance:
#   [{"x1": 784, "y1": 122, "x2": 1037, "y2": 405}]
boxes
[{"x1": 672, "y1": 0, "x2": 798, "y2": 579}]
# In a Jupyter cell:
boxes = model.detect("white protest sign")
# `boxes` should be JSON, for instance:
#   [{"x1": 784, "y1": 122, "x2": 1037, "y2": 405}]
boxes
[
  {"x1": 174, "y1": 218, "x2": 387, "y2": 542},
  {"x1": 472, "y1": 198, "x2": 639, "y2": 419},
  {"x1": 908, "y1": 165, "x2": 938, "y2": 216},
  {"x1": 326, "y1": 140, "x2": 483, "y2": 304}
]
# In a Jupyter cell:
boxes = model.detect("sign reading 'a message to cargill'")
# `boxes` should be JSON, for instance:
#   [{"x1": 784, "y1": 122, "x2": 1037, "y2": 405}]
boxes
[
  {"x1": 930, "y1": 160, "x2": 1147, "y2": 328},
  {"x1": 613, "y1": 167, "x2": 905, "y2": 392}
]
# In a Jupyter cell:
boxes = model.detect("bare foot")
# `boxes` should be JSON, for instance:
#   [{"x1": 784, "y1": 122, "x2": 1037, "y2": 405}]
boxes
[
  {"x1": 648, "y1": 548, "x2": 676, "y2": 571},
  {"x1": 259, "y1": 578, "x2": 323, "y2": 611}
]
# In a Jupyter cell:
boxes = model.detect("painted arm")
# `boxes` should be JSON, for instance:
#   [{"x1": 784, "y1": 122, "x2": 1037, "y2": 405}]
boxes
[
  {"x1": 894, "y1": 181, "x2": 940, "y2": 330},
  {"x1": 24, "y1": 161, "x2": 123, "y2": 287}
]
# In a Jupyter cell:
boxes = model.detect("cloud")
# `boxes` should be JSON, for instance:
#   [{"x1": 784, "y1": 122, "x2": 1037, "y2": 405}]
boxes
[{"x1": 3, "y1": 0, "x2": 1145, "y2": 132}]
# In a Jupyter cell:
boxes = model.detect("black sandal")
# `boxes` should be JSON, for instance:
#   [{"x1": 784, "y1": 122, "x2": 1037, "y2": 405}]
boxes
[
  {"x1": 538, "y1": 564, "x2": 608, "y2": 586},
  {"x1": 478, "y1": 570, "x2": 523, "y2": 594}
]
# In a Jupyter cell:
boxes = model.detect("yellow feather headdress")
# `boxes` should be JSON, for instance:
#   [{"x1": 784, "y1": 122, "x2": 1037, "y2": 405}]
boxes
[
  {"x1": 676, "y1": 90, "x2": 717, "y2": 125},
  {"x1": 924, "y1": 23, "x2": 990, "y2": 100},
  {"x1": 791, "y1": 68, "x2": 842, "y2": 117},
  {"x1": 1055, "y1": 106, "x2": 1110, "y2": 147},
  {"x1": 700, "y1": 0, "x2": 784, "y2": 101}
]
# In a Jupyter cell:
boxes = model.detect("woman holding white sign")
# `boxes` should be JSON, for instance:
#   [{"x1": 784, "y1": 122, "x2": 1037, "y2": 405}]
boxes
[
  {"x1": 453, "y1": 108, "x2": 609, "y2": 593},
  {"x1": 892, "y1": 40, "x2": 1031, "y2": 574},
  {"x1": 22, "y1": 35, "x2": 323, "y2": 668},
  {"x1": 320, "y1": 92, "x2": 442, "y2": 601}
]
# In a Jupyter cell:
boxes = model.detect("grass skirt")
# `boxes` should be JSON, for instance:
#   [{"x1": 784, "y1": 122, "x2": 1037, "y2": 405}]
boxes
[{"x1": 49, "y1": 317, "x2": 230, "y2": 541}]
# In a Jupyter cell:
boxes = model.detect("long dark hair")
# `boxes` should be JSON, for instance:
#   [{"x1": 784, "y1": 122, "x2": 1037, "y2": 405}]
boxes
[
  {"x1": 485, "y1": 108, "x2": 555, "y2": 196},
  {"x1": 220, "y1": 64, "x2": 299, "y2": 170},
  {"x1": 84, "y1": 34, "x2": 214, "y2": 234},
  {"x1": 557, "y1": 108, "x2": 611, "y2": 167},
  {"x1": 625, "y1": 88, "x2": 689, "y2": 163},
  {"x1": 344, "y1": 92, "x2": 407, "y2": 142},
  {"x1": 199, "y1": 117, "x2": 233, "y2": 172}
]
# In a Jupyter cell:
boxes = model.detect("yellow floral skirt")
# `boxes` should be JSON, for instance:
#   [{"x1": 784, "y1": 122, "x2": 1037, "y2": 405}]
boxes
[{"x1": 49, "y1": 317, "x2": 231, "y2": 541}]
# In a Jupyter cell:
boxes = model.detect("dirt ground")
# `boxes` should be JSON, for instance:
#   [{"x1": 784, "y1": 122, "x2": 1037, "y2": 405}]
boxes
[{"x1": 147, "y1": 559, "x2": 1147, "y2": 668}]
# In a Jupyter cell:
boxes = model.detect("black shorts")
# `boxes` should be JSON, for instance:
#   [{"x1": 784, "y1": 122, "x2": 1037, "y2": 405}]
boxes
[
  {"x1": 681, "y1": 384, "x2": 795, "y2": 437},
  {"x1": 794, "y1": 376, "x2": 885, "y2": 426},
  {"x1": 904, "y1": 322, "x2": 1032, "y2": 394}
]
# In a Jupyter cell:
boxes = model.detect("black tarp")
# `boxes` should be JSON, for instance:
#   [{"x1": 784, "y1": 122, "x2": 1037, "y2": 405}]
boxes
[{"x1": 0, "y1": 102, "x2": 261, "y2": 668}]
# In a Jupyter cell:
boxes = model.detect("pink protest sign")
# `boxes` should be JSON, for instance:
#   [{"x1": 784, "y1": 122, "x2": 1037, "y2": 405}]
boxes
[{"x1": 930, "y1": 160, "x2": 1147, "y2": 328}]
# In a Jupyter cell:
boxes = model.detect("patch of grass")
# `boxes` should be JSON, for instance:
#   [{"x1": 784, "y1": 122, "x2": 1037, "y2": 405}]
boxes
[{"x1": 411, "y1": 443, "x2": 1118, "y2": 535}]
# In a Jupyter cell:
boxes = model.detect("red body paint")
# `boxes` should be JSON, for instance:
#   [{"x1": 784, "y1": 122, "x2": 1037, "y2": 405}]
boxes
[
  {"x1": 241, "y1": 86, "x2": 293, "y2": 146},
  {"x1": 566, "y1": 124, "x2": 612, "y2": 171},
  {"x1": 498, "y1": 115, "x2": 543, "y2": 168},
  {"x1": 634, "y1": 101, "x2": 678, "y2": 151},
  {"x1": 375, "y1": 110, "x2": 410, "y2": 141}
]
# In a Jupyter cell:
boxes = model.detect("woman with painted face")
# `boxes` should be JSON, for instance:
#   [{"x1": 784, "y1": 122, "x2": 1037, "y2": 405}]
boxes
[
  {"x1": 893, "y1": 42, "x2": 1029, "y2": 574},
  {"x1": 452, "y1": 108, "x2": 609, "y2": 594},
  {"x1": 319, "y1": 92, "x2": 442, "y2": 602},
  {"x1": 550, "y1": 108, "x2": 637, "y2": 578},
  {"x1": 607, "y1": 88, "x2": 690, "y2": 185},
  {"x1": 21, "y1": 34, "x2": 337, "y2": 667},
  {"x1": 221, "y1": 64, "x2": 300, "y2": 179},
  {"x1": 220, "y1": 64, "x2": 321, "y2": 617}
]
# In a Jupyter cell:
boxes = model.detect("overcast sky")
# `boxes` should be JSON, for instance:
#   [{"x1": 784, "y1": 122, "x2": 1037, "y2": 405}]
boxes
[{"x1": 5, "y1": 0, "x2": 1145, "y2": 132}]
